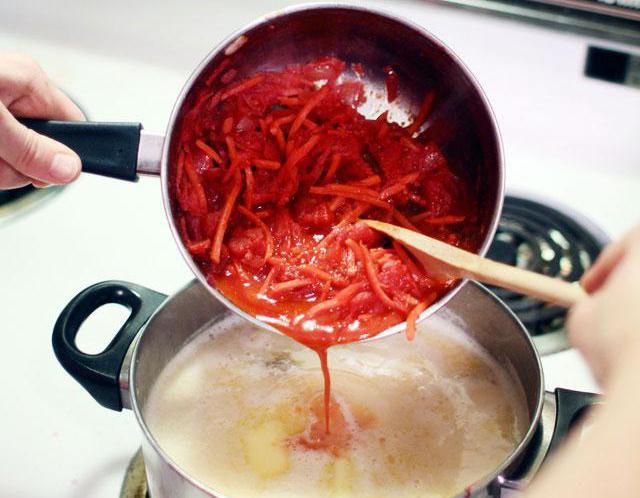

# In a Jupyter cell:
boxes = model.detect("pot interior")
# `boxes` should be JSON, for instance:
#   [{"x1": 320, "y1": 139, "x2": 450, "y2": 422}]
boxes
[
  {"x1": 130, "y1": 280, "x2": 542, "y2": 497},
  {"x1": 162, "y1": 5, "x2": 503, "y2": 337}
]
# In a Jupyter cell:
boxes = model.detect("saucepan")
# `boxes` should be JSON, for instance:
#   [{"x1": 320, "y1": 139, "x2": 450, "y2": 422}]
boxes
[
  {"x1": 26, "y1": 4, "x2": 504, "y2": 340},
  {"x1": 53, "y1": 279, "x2": 596, "y2": 497}
]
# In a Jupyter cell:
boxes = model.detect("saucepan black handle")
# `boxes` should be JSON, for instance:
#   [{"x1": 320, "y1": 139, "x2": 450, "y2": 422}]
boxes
[
  {"x1": 547, "y1": 387, "x2": 599, "y2": 454},
  {"x1": 52, "y1": 281, "x2": 167, "y2": 411},
  {"x1": 19, "y1": 119, "x2": 143, "y2": 181},
  {"x1": 502, "y1": 387, "x2": 599, "y2": 493}
]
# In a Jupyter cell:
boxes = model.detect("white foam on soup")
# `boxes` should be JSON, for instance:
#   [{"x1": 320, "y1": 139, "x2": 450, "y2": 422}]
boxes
[{"x1": 145, "y1": 314, "x2": 528, "y2": 498}]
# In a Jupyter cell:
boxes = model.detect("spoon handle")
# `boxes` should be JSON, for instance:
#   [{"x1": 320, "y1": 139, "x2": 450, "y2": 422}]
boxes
[
  {"x1": 364, "y1": 220, "x2": 587, "y2": 308},
  {"x1": 459, "y1": 255, "x2": 587, "y2": 307}
]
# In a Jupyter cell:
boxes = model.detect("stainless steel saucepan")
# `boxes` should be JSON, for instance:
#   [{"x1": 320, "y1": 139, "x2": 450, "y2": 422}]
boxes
[
  {"x1": 27, "y1": 4, "x2": 504, "y2": 340},
  {"x1": 52, "y1": 279, "x2": 596, "y2": 497}
]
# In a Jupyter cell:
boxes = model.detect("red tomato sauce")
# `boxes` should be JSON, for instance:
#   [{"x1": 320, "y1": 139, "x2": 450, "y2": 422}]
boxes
[{"x1": 172, "y1": 56, "x2": 479, "y2": 440}]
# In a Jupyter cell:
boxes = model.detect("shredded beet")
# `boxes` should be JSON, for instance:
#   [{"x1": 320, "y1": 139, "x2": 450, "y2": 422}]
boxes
[{"x1": 172, "y1": 56, "x2": 479, "y2": 349}]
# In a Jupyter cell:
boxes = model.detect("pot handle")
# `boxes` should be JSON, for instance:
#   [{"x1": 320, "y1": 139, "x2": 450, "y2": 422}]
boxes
[
  {"x1": 500, "y1": 388, "x2": 599, "y2": 492},
  {"x1": 547, "y1": 387, "x2": 599, "y2": 453},
  {"x1": 18, "y1": 119, "x2": 164, "y2": 180},
  {"x1": 52, "y1": 281, "x2": 167, "y2": 411}
]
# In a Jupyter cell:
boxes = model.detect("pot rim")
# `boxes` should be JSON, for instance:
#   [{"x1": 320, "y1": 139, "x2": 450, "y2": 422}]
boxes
[
  {"x1": 157, "y1": 1, "x2": 506, "y2": 342},
  {"x1": 129, "y1": 280, "x2": 544, "y2": 498}
]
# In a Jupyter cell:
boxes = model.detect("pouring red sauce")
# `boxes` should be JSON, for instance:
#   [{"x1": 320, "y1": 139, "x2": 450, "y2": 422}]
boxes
[{"x1": 172, "y1": 57, "x2": 479, "y2": 443}]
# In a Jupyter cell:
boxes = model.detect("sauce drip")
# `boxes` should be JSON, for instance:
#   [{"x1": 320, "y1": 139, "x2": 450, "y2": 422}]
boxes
[
  {"x1": 172, "y1": 57, "x2": 481, "y2": 440},
  {"x1": 317, "y1": 347, "x2": 331, "y2": 433}
]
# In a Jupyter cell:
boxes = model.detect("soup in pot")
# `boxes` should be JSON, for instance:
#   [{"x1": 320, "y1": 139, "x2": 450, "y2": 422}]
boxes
[{"x1": 145, "y1": 314, "x2": 527, "y2": 498}]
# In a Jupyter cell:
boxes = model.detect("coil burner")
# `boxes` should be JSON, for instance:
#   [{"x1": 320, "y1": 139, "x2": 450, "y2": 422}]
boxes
[{"x1": 487, "y1": 195, "x2": 609, "y2": 355}]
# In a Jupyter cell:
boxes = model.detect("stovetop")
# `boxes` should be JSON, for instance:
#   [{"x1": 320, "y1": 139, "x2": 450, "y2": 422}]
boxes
[
  {"x1": 487, "y1": 195, "x2": 609, "y2": 355},
  {"x1": 1, "y1": 1, "x2": 638, "y2": 497}
]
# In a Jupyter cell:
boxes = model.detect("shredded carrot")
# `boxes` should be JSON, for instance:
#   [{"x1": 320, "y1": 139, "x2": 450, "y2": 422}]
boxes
[
  {"x1": 353, "y1": 175, "x2": 382, "y2": 187},
  {"x1": 205, "y1": 58, "x2": 231, "y2": 86},
  {"x1": 175, "y1": 151, "x2": 185, "y2": 195},
  {"x1": 406, "y1": 301, "x2": 429, "y2": 341},
  {"x1": 298, "y1": 264, "x2": 332, "y2": 282},
  {"x1": 223, "y1": 157, "x2": 241, "y2": 183},
  {"x1": 252, "y1": 159, "x2": 281, "y2": 170},
  {"x1": 259, "y1": 265, "x2": 278, "y2": 296},
  {"x1": 271, "y1": 115, "x2": 295, "y2": 132},
  {"x1": 407, "y1": 91, "x2": 435, "y2": 135},
  {"x1": 267, "y1": 256, "x2": 286, "y2": 266},
  {"x1": 306, "y1": 148, "x2": 331, "y2": 186},
  {"x1": 243, "y1": 166, "x2": 254, "y2": 209},
  {"x1": 410, "y1": 214, "x2": 466, "y2": 225},
  {"x1": 321, "y1": 183, "x2": 380, "y2": 198},
  {"x1": 279, "y1": 96, "x2": 300, "y2": 106},
  {"x1": 255, "y1": 209, "x2": 272, "y2": 219},
  {"x1": 329, "y1": 196, "x2": 346, "y2": 211},
  {"x1": 338, "y1": 202, "x2": 370, "y2": 226},
  {"x1": 225, "y1": 136, "x2": 237, "y2": 162},
  {"x1": 271, "y1": 126, "x2": 286, "y2": 153},
  {"x1": 220, "y1": 74, "x2": 265, "y2": 101},
  {"x1": 210, "y1": 169, "x2": 242, "y2": 263},
  {"x1": 281, "y1": 134, "x2": 321, "y2": 182},
  {"x1": 270, "y1": 278, "x2": 314, "y2": 297},
  {"x1": 392, "y1": 240, "x2": 422, "y2": 281},
  {"x1": 289, "y1": 85, "x2": 329, "y2": 138},
  {"x1": 392, "y1": 209, "x2": 420, "y2": 231},
  {"x1": 347, "y1": 240, "x2": 405, "y2": 313},
  {"x1": 183, "y1": 157, "x2": 207, "y2": 214},
  {"x1": 380, "y1": 173, "x2": 420, "y2": 199},
  {"x1": 322, "y1": 154, "x2": 341, "y2": 183},
  {"x1": 186, "y1": 239, "x2": 211, "y2": 254},
  {"x1": 310, "y1": 186, "x2": 391, "y2": 211},
  {"x1": 304, "y1": 282, "x2": 368, "y2": 319},
  {"x1": 302, "y1": 118, "x2": 317, "y2": 129},
  {"x1": 195, "y1": 139, "x2": 223, "y2": 165},
  {"x1": 285, "y1": 139, "x2": 295, "y2": 158},
  {"x1": 178, "y1": 216, "x2": 190, "y2": 244},
  {"x1": 222, "y1": 117, "x2": 234, "y2": 135},
  {"x1": 237, "y1": 205, "x2": 273, "y2": 265}
]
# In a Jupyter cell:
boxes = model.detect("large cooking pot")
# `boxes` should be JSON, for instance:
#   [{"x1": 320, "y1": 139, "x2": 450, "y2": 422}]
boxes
[
  {"x1": 53, "y1": 279, "x2": 596, "y2": 498},
  {"x1": 28, "y1": 3, "x2": 504, "y2": 340}
]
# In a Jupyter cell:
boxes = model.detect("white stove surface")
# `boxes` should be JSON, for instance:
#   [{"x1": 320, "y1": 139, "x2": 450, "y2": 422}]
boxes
[{"x1": 1, "y1": 1, "x2": 639, "y2": 496}]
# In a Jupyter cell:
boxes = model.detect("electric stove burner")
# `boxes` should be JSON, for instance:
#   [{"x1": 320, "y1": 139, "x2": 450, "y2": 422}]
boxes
[
  {"x1": 0, "y1": 185, "x2": 64, "y2": 224},
  {"x1": 487, "y1": 195, "x2": 609, "y2": 355}
]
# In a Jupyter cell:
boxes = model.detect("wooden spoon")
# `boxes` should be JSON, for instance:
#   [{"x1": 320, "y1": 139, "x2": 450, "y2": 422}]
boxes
[{"x1": 364, "y1": 220, "x2": 587, "y2": 308}]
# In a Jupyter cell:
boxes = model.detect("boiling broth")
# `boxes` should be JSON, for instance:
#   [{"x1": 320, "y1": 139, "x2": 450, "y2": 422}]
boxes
[{"x1": 145, "y1": 315, "x2": 527, "y2": 498}]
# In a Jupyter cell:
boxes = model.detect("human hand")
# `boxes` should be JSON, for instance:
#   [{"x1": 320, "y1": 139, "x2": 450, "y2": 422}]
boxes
[
  {"x1": 0, "y1": 52, "x2": 84, "y2": 189},
  {"x1": 567, "y1": 225, "x2": 640, "y2": 385}
]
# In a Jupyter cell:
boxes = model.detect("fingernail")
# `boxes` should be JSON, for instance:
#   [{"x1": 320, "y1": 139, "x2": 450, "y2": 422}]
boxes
[{"x1": 50, "y1": 154, "x2": 81, "y2": 183}]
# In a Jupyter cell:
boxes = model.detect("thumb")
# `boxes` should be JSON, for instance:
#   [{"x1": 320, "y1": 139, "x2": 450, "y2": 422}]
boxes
[{"x1": 0, "y1": 104, "x2": 81, "y2": 184}]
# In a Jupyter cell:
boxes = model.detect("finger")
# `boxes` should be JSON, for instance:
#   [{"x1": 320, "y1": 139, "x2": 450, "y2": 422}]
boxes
[
  {"x1": 581, "y1": 241, "x2": 626, "y2": 293},
  {"x1": 0, "y1": 104, "x2": 81, "y2": 184},
  {"x1": 0, "y1": 158, "x2": 31, "y2": 189},
  {"x1": 0, "y1": 53, "x2": 84, "y2": 121},
  {"x1": 581, "y1": 226, "x2": 640, "y2": 293},
  {"x1": 6, "y1": 77, "x2": 85, "y2": 122},
  {"x1": 566, "y1": 298, "x2": 605, "y2": 382},
  {"x1": 44, "y1": 80, "x2": 85, "y2": 121}
]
